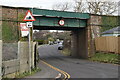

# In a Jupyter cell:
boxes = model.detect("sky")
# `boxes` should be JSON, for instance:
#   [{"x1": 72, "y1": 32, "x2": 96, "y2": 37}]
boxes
[
  {"x1": 0, "y1": 0, "x2": 74, "y2": 9},
  {"x1": 0, "y1": 0, "x2": 119, "y2": 10}
]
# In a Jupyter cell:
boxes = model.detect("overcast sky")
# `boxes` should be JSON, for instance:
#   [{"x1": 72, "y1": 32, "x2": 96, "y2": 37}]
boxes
[
  {"x1": 0, "y1": 0, "x2": 74, "y2": 9},
  {"x1": 0, "y1": 0, "x2": 119, "y2": 10}
]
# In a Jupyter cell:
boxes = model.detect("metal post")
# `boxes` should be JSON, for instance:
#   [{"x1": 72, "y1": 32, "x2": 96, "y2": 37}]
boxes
[{"x1": 29, "y1": 27, "x2": 31, "y2": 73}]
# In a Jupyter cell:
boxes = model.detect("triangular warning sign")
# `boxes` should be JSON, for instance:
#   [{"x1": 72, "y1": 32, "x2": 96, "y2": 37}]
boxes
[{"x1": 23, "y1": 10, "x2": 36, "y2": 21}]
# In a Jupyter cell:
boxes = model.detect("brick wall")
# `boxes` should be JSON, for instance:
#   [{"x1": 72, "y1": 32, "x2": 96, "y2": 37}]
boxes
[
  {"x1": 1, "y1": 6, "x2": 32, "y2": 78},
  {"x1": 2, "y1": 6, "x2": 28, "y2": 61},
  {"x1": 0, "y1": 6, "x2": 2, "y2": 40},
  {"x1": 0, "y1": 6, "x2": 2, "y2": 20},
  {"x1": 2, "y1": 6, "x2": 19, "y2": 42},
  {"x1": 2, "y1": 6, "x2": 28, "y2": 42},
  {"x1": 18, "y1": 8, "x2": 28, "y2": 21},
  {"x1": 89, "y1": 15, "x2": 102, "y2": 38},
  {"x1": 90, "y1": 15, "x2": 102, "y2": 26},
  {"x1": 2, "y1": 7, "x2": 17, "y2": 21},
  {"x1": 87, "y1": 15, "x2": 102, "y2": 57}
]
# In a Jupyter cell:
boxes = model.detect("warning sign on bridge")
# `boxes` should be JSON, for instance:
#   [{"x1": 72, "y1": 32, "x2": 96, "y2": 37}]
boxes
[
  {"x1": 20, "y1": 23, "x2": 29, "y2": 37},
  {"x1": 23, "y1": 10, "x2": 36, "y2": 21}
]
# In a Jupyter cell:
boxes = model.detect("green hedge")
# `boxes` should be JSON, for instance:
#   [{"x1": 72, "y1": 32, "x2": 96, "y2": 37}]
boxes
[{"x1": 35, "y1": 40, "x2": 45, "y2": 45}]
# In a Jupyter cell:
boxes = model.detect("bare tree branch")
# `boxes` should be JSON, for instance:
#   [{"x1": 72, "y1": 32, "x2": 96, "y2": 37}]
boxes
[
  {"x1": 52, "y1": 0, "x2": 118, "y2": 15},
  {"x1": 52, "y1": 2, "x2": 72, "y2": 11},
  {"x1": 101, "y1": 2, "x2": 118, "y2": 15},
  {"x1": 74, "y1": 0, "x2": 87, "y2": 13},
  {"x1": 86, "y1": 0, "x2": 118, "y2": 15}
]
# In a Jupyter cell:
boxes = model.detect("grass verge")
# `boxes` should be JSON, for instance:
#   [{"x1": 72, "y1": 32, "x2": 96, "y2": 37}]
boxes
[
  {"x1": 89, "y1": 52, "x2": 119, "y2": 64},
  {"x1": 61, "y1": 48, "x2": 71, "y2": 56},
  {"x1": 2, "y1": 67, "x2": 41, "y2": 80},
  {"x1": 16, "y1": 67, "x2": 41, "y2": 78}
]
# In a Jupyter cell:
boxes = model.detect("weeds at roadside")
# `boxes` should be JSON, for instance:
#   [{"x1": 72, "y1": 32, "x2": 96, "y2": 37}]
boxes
[
  {"x1": 89, "y1": 52, "x2": 119, "y2": 65},
  {"x1": 2, "y1": 67, "x2": 41, "y2": 80}
]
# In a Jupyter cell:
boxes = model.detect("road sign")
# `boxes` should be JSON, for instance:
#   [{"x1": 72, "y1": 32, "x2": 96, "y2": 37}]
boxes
[
  {"x1": 58, "y1": 20, "x2": 65, "y2": 26},
  {"x1": 23, "y1": 10, "x2": 36, "y2": 21},
  {"x1": 20, "y1": 23, "x2": 29, "y2": 31},
  {"x1": 26, "y1": 22, "x2": 33, "y2": 27},
  {"x1": 20, "y1": 23, "x2": 29, "y2": 37}
]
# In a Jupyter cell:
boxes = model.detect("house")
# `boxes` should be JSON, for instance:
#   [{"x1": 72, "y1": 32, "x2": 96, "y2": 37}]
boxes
[{"x1": 101, "y1": 26, "x2": 120, "y2": 37}]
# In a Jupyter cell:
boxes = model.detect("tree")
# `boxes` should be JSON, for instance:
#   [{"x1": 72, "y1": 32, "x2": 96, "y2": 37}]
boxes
[
  {"x1": 87, "y1": 0, "x2": 102, "y2": 14},
  {"x1": 100, "y1": 2, "x2": 118, "y2": 15},
  {"x1": 52, "y1": 2, "x2": 72, "y2": 11},
  {"x1": 86, "y1": 0, "x2": 118, "y2": 15},
  {"x1": 73, "y1": 0, "x2": 118, "y2": 15},
  {"x1": 74, "y1": 0, "x2": 87, "y2": 13}
]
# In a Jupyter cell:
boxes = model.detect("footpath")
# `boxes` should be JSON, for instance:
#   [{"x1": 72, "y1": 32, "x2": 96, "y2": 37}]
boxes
[{"x1": 17, "y1": 60, "x2": 60, "y2": 80}]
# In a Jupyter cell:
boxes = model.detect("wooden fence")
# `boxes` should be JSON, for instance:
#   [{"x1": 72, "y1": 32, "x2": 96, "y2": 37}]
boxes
[{"x1": 95, "y1": 36, "x2": 120, "y2": 54}]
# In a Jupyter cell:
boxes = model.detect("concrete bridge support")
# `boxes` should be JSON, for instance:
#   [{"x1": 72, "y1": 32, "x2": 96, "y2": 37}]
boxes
[{"x1": 71, "y1": 28, "x2": 88, "y2": 59}]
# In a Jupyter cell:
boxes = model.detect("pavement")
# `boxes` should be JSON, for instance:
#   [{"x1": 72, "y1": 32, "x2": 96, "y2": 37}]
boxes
[
  {"x1": 25, "y1": 60, "x2": 60, "y2": 78},
  {"x1": 16, "y1": 60, "x2": 61, "y2": 80}
]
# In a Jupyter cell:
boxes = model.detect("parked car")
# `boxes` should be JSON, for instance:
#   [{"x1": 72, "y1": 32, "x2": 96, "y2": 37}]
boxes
[
  {"x1": 48, "y1": 41, "x2": 54, "y2": 45},
  {"x1": 54, "y1": 41, "x2": 57, "y2": 44},
  {"x1": 58, "y1": 42, "x2": 63, "y2": 50}
]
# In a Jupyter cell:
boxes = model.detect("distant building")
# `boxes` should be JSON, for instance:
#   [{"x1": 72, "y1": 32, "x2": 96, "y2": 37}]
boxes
[{"x1": 101, "y1": 26, "x2": 120, "y2": 37}]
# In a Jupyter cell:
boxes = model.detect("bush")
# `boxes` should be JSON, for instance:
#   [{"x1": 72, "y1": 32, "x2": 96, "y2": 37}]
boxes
[{"x1": 35, "y1": 40, "x2": 44, "y2": 45}]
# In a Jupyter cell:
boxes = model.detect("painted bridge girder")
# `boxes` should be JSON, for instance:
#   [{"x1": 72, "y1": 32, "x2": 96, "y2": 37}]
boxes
[{"x1": 30, "y1": 8, "x2": 90, "y2": 28}]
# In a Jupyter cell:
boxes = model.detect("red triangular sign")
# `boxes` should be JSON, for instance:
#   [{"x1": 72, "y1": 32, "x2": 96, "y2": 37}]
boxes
[{"x1": 23, "y1": 10, "x2": 36, "y2": 21}]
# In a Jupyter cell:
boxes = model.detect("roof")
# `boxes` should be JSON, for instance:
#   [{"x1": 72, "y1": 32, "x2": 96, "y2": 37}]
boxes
[
  {"x1": 30, "y1": 8, "x2": 90, "y2": 19},
  {"x1": 102, "y1": 26, "x2": 120, "y2": 34}
]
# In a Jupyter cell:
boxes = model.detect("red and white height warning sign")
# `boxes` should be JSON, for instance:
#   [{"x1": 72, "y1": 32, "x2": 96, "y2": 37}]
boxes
[
  {"x1": 20, "y1": 23, "x2": 28, "y2": 31},
  {"x1": 20, "y1": 23, "x2": 29, "y2": 37},
  {"x1": 58, "y1": 20, "x2": 65, "y2": 26},
  {"x1": 23, "y1": 10, "x2": 36, "y2": 21}
]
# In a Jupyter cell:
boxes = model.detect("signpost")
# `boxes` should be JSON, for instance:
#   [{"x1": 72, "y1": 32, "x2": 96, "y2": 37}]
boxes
[
  {"x1": 23, "y1": 10, "x2": 35, "y2": 73},
  {"x1": 23, "y1": 10, "x2": 36, "y2": 21},
  {"x1": 58, "y1": 19, "x2": 65, "y2": 26}
]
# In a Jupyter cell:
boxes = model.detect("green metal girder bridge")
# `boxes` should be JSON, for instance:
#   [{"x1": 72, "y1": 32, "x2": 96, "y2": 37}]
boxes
[{"x1": 30, "y1": 8, "x2": 90, "y2": 30}]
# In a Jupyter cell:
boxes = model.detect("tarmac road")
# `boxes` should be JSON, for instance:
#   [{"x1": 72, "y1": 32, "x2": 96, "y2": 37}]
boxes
[{"x1": 38, "y1": 44, "x2": 119, "y2": 80}]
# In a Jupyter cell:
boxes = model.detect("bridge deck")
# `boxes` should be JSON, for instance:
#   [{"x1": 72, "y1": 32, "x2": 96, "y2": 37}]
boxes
[{"x1": 30, "y1": 8, "x2": 90, "y2": 28}]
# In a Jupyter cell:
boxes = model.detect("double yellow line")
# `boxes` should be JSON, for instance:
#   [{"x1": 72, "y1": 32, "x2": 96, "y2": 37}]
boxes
[{"x1": 41, "y1": 60, "x2": 70, "y2": 80}]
